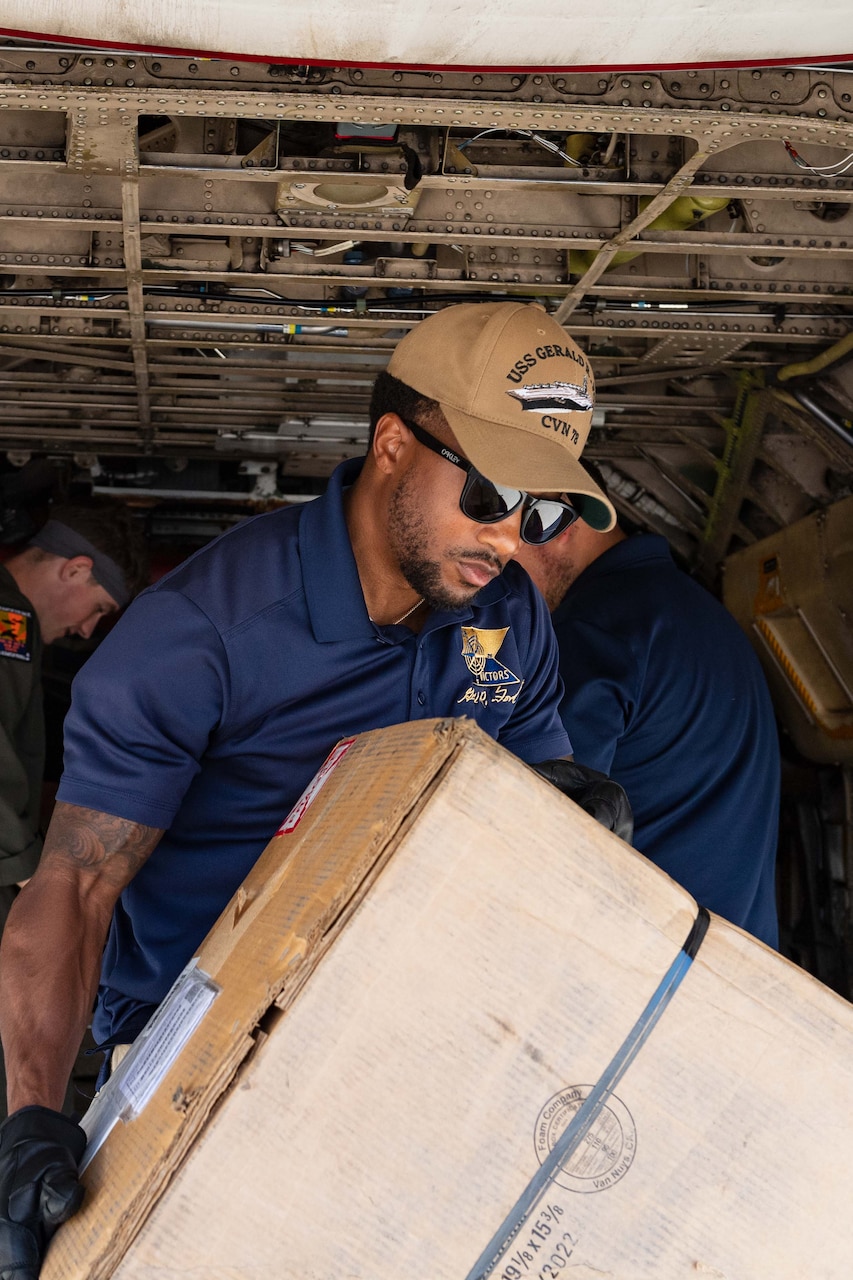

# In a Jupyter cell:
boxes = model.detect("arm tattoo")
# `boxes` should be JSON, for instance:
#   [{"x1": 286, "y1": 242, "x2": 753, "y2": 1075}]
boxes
[{"x1": 43, "y1": 802, "x2": 164, "y2": 887}]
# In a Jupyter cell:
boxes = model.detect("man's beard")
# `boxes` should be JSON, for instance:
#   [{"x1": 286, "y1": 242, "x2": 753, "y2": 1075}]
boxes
[
  {"x1": 514, "y1": 542, "x2": 583, "y2": 612},
  {"x1": 387, "y1": 470, "x2": 501, "y2": 612},
  {"x1": 536, "y1": 552, "x2": 583, "y2": 613}
]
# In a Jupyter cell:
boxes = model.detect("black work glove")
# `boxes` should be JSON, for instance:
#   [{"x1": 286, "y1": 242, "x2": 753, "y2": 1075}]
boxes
[
  {"x1": 0, "y1": 1106, "x2": 86, "y2": 1279},
  {"x1": 532, "y1": 759, "x2": 634, "y2": 845}
]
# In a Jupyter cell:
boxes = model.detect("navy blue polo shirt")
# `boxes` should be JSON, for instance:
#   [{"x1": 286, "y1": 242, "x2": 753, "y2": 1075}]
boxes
[
  {"x1": 551, "y1": 534, "x2": 780, "y2": 947},
  {"x1": 58, "y1": 458, "x2": 570, "y2": 1044}
]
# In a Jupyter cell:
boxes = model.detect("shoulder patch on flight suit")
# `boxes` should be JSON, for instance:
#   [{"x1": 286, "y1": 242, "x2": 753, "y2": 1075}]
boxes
[{"x1": 0, "y1": 605, "x2": 32, "y2": 661}]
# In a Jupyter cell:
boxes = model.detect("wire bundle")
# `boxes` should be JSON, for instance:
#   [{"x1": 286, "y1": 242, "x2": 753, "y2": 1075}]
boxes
[{"x1": 783, "y1": 138, "x2": 853, "y2": 177}]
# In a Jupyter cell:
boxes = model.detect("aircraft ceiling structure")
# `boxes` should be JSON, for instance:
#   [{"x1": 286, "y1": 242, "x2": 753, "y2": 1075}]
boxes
[
  {"x1": 0, "y1": 34, "x2": 849, "y2": 994},
  {"x1": 0, "y1": 41, "x2": 848, "y2": 583}
]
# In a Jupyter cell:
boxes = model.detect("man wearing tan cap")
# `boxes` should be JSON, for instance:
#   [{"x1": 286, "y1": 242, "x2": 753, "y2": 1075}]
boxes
[{"x1": 0, "y1": 303, "x2": 628, "y2": 1274}]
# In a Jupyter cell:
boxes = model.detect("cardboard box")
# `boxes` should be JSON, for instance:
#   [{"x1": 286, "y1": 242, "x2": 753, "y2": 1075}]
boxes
[{"x1": 45, "y1": 718, "x2": 853, "y2": 1279}]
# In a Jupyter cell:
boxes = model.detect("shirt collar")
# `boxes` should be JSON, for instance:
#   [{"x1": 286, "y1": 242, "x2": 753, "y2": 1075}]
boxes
[
  {"x1": 300, "y1": 456, "x2": 511, "y2": 643},
  {"x1": 300, "y1": 458, "x2": 372, "y2": 642}
]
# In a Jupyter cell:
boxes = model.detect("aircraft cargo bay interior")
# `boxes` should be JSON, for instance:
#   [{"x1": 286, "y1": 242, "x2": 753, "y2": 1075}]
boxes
[{"x1": 0, "y1": 38, "x2": 850, "y2": 997}]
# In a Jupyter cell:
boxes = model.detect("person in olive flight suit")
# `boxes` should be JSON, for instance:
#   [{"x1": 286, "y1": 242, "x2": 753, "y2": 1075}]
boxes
[{"x1": 0, "y1": 501, "x2": 147, "y2": 1121}]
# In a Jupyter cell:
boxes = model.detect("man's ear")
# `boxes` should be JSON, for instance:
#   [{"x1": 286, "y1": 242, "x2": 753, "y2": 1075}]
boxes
[
  {"x1": 57, "y1": 554, "x2": 94, "y2": 583},
  {"x1": 370, "y1": 412, "x2": 412, "y2": 477}
]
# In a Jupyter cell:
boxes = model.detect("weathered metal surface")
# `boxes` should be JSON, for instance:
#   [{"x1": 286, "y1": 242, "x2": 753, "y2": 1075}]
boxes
[{"x1": 0, "y1": 47, "x2": 848, "y2": 571}]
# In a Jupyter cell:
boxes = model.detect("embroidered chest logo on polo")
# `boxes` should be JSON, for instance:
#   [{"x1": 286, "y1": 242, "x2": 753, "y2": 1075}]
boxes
[
  {"x1": 0, "y1": 605, "x2": 32, "y2": 662},
  {"x1": 456, "y1": 626, "x2": 523, "y2": 708}
]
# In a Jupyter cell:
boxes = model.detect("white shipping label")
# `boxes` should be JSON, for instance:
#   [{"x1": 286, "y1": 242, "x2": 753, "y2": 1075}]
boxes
[{"x1": 80, "y1": 959, "x2": 221, "y2": 1170}]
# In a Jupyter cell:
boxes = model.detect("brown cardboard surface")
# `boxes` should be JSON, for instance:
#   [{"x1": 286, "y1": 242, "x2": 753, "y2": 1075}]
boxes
[
  {"x1": 45, "y1": 718, "x2": 853, "y2": 1279},
  {"x1": 45, "y1": 718, "x2": 471, "y2": 1279}
]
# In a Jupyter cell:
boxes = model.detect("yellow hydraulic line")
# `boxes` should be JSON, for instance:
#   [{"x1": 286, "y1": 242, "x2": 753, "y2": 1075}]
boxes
[
  {"x1": 777, "y1": 331, "x2": 853, "y2": 383},
  {"x1": 571, "y1": 195, "x2": 729, "y2": 274}
]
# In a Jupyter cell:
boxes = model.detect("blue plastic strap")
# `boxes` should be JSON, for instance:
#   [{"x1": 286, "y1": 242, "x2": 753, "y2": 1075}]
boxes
[{"x1": 465, "y1": 907, "x2": 711, "y2": 1280}]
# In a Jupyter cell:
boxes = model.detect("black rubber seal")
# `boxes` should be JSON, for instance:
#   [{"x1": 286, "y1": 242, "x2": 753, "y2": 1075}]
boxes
[{"x1": 682, "y1": 905, "x2": 711, "y2": 960}]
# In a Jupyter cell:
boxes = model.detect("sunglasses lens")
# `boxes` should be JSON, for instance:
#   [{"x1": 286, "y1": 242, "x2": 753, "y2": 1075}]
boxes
[
  {"x1": 521, "y1": 499, "x2": 578, "y2": 545},
  {"x1": 461, "y1": 472, "x2": 524, "y2": 523}
]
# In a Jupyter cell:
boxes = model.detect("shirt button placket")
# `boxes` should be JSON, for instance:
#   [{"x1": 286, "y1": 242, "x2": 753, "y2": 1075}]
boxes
[{"x1": 412, "y1": 642, "x2": 428, "y2": 717}]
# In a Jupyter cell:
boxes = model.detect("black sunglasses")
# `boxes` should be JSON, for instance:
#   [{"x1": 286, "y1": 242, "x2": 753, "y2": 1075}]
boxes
[{"x1": 400, "y1": 418, "x2": 579, "y2": 546}]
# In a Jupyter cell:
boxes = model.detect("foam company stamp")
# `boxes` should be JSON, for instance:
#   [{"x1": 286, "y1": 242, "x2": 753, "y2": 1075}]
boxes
[{"x1": 534, "y1": 1085, "x2": 637, "y2": 1194}]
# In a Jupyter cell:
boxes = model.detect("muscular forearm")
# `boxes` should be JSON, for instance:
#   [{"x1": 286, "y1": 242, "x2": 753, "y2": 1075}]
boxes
[
  {"x1": 0, "y1": 874, "x2": 108, "y2": 1111},
  {"x1": 0, "y1": 802, "x2": 163, "y2": 1113}
]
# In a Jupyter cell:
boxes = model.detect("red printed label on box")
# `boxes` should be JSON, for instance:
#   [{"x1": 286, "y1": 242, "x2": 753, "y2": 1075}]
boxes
[{"x1": 277, "y1": 738, "x2": 356, "y2": 834}]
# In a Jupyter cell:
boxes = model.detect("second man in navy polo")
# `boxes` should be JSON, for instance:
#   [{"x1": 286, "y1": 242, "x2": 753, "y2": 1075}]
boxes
[{"x1": 0, "y1": 301, "x2": 629, "y2": 1273}]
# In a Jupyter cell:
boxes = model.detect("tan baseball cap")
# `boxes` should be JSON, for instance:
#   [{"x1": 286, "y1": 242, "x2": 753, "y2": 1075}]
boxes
[{"x1": 387, "y1": 301, "x2": 615, "y2": 531}]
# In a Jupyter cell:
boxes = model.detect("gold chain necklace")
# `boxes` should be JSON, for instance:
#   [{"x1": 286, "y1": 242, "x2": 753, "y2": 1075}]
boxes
[
  {"x1": 370, "y1": 597, "x2": 425, "y2": 626},
  {"x1": 393, "y1": 597, "x2": 424, "y2": 625}
]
